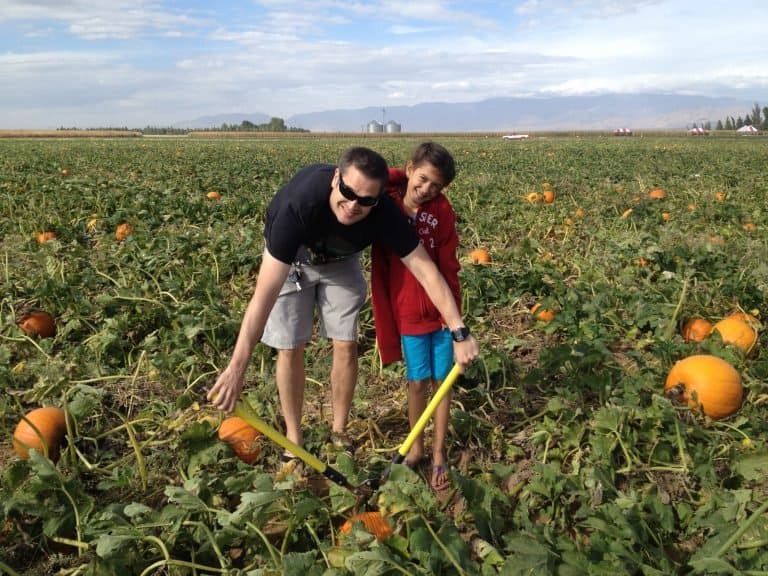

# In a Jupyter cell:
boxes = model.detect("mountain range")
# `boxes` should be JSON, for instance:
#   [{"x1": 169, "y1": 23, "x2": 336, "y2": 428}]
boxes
[{"x1": 174, "y1": 93, "x2": 755, "y2": 132}]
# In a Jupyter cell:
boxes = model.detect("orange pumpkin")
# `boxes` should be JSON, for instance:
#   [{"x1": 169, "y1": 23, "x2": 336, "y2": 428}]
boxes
[
  {"x1": 664, "y1": 355, "x2": 743, "y2": 419},
  {"x1": 13, "y1": 407, "x2": 68, "y2": 460},
  {"x1": 18, "y1": 310, "x2": 56, "y2": 339},
  {"x1": 206, "y1": 191, "x2": 222, "y2": 200},
  {"x1": 661, "y1": 212, "x2": 671, "y2": 221},
  {"x1": 469, "y1": 248, "x2": 491, "y2": 265},
  {"x1": 682, "y1": 318, "x2": 713, "y2": 343},
  {"x1": 339, "y1": 511, "x2": 393, "y2": 541},
  {"x1": 542, "y1": 190, "x2": 555, "y2": 204},
  {"x1": 218, "y1": 417, "x2": 262, "y2": 464},
  {"x1": 711, "y1": 317, "x2": 758, "y2": 353},
  {"x1": 648, "y1": 188, "x2": 667, "y2": 200},
  {"x1": 742, "y1": 222, "x2": 756, "y2": 231},
  {"x1": 727, "y1": 312, "x2": 759, "y2": 327},
  {"x1": 531, "y1": 303, "x2": 556, "y2": 322},
  {"x1": 715, "y1": 191, "x2": 726, "y2": 202},
  {"x1": 36, "y1": 231, "x2": 56, "y2": 244},
  {"x1": 115, "y1": 222, "x2": 134, "y2": 241}
]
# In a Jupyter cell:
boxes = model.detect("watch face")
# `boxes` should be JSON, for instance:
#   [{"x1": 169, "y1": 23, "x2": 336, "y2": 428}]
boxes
[{"x1": 452, "y1": 327, "x2": 470, "y2": 342}]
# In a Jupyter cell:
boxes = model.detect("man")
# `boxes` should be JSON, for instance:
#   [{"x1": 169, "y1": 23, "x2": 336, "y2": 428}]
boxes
[{"x1": 208, "y1": 146, "x2": 478, "y2": 467}]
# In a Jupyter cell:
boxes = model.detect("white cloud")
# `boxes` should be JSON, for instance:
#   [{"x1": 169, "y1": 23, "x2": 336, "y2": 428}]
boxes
[{"x1": 0, "y1": 0, "x2": 766, "y2": 128}]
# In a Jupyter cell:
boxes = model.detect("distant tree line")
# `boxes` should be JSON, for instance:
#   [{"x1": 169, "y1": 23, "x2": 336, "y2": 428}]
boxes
[
  {"x1": 57, "y1": 117, "x2": 308, "y2": 135},
  {"x1": 713, "y1": 102, "x2": 767, "y2": 131}
]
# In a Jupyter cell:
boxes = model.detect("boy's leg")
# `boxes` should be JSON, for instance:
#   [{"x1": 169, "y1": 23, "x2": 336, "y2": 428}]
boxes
[{"x1": 406, "y1": 378, "x2": 429, "y2": 465}]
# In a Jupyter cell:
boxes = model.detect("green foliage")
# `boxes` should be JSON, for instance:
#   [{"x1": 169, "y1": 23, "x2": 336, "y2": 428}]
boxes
[{"x1": 1, "y1": 135, "x2": 767, "y2": 574}]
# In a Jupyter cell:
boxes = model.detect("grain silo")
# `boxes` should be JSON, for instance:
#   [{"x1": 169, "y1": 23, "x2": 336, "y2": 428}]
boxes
[
  {"x1": 367, "y1": 120, "x2": 383, "y2": 133},
  {"x1": 385, "y1": 120, "x2": 402, "y2": 133}
]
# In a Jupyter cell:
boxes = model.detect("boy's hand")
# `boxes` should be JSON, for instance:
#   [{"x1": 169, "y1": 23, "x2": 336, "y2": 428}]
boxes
[{"x1": 453, "y1": 335, "x2": 479, "y2": 367}]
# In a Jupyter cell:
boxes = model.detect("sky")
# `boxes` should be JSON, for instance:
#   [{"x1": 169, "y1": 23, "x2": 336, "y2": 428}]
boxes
[{"x1": 1, "y1": 0, "x2": 767, "y2": 129}]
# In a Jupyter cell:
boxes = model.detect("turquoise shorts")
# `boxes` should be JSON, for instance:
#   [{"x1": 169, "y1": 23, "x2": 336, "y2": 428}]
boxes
[{"x1": 401, "y1": 328, "x2": 453, "y2": 381}]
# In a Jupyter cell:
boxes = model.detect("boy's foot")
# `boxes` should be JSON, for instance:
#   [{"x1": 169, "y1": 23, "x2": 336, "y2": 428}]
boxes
[{"x1": 430, "y1": 464, "x2": 450, "y2": 493}]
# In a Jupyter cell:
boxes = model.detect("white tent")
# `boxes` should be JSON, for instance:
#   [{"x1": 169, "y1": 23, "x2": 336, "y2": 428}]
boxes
[
  {"x1": 613, "y1": 127, "x2": 633, "y2": 136},
  {"x1": 502, "y1": 134, "x2": 529, "y2": 140},
  {"x1": 737, "y1": 125, "x2": 759, "y2": 134},
  {"x1": 688, "y1": 127, "x2": 708, "y2": 135}
]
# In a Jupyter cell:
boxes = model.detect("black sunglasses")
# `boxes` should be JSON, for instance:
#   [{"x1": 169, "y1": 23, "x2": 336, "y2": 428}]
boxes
[{"x1": 338, "y1": 171, "x2": 379, "y2": 207}]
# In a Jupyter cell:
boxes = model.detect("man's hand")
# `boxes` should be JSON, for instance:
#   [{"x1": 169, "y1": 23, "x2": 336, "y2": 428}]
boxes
[{"x1": 207, "y1": 367, "x2": 245, "y2": 413}]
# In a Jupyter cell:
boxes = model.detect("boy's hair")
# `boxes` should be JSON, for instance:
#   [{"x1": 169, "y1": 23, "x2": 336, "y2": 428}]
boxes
[
  {"x1": 409, "y1": 141, "x2": 456, "y2": 185},
  {"x1": 339, "y1": 146, "x2": 389, "y2": 184}
]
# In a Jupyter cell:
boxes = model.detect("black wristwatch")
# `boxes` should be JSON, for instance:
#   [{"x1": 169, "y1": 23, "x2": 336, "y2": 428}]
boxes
[{"x1": 451, "y1": 326, "x2": 471, "y2": 342}]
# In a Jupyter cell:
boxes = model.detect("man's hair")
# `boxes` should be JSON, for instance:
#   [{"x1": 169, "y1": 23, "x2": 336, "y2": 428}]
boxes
[
  {"x1": 409, "y1": 141, "x2": 456, "y2": 185},
  {"x1": 339, "y1": 147, "x2": 389, "y2": 184}
]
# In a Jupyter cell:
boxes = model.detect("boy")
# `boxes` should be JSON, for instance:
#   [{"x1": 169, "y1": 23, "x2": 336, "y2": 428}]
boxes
[{"x1": 371, "y1": 142, "x2": 462, "y2": 493}]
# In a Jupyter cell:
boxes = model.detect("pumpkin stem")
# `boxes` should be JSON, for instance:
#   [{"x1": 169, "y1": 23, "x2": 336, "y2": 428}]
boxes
[{"x1": 665, "y1": 383, "x2": 686, "y2": 403}]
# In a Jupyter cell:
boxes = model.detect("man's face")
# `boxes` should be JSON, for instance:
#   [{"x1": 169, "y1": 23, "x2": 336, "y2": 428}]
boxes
[{"x1": 330, "y1": 166, "x2": 382, "y2": 225}]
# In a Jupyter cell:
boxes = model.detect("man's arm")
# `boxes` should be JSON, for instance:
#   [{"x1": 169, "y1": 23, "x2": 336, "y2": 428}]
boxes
[
  {"x1": 207, "y1": 248, "x2": 290, "y2": 411},
  {"x1": 401, "y1": 244, "x2": 479, "y2": 366}
]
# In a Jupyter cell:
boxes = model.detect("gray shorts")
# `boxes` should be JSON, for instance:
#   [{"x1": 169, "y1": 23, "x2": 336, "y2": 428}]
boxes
[{"x1": 261, "y1": 254, "x2": 367, "y2": 349}]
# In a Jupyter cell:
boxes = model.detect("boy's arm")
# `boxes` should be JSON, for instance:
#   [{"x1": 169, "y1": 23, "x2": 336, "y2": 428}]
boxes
[{"x1": 371, "y1": 241, "x2": 403, "y2": 364}]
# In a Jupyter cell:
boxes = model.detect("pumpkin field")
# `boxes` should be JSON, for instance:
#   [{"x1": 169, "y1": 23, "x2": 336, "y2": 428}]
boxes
[{"x1": 2, "y1": 134, "x2": 768, "y2": 575}]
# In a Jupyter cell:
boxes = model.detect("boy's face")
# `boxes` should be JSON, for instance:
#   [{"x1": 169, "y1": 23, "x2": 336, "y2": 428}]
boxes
[{"x1": 405, "y1": 162, "x2": 447, "y2": 206}]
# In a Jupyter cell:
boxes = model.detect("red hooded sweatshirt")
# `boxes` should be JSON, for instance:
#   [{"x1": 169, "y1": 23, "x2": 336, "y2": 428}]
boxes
[{"x1": 371, "y1": 168, "x2": 462, "y2": 364}]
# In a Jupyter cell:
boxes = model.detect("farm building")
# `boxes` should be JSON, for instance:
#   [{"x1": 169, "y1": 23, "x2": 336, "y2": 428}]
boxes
[
  {"x1": 613, "y1": 128, "x2": 633, "y2": 136},
  {"x1": 737, "y1": 125, "x2": 759, "y2": 134},
  {"x1": 366, "y1": 120, "x2": 383, "y2": 133},
  {"x1": 688, "y1": 127, "x2": 709, "y2": 136},
  {"x1": 385, "y1": 120, "x2": 402, "y2": 133},
  {"x1": 502, "y1": 133, "x2": 529, "y2": 140}
]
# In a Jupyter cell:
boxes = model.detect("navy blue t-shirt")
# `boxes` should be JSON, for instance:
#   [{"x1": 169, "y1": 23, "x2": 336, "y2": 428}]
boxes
[{"x1": 264, "y1": 164, "x2": 419, "y2": 264}]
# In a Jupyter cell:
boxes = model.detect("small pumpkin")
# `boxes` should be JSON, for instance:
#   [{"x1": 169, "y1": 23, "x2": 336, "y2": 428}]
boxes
[
  {"x1": 714, "y1": 191, "x2": 726, "y2": 202},
  {"x1": 339, "y1": 511, "x2": 393, "y2": 541},
  {"x1": 115, "y1": 222, "x2": 134, "y2": 241},
  {"x1": 542, "y1": 190, "x2": 555, "y2": 204},
  {"x1": 682, "y1": 318, "x2": 713, "y2": 343},
  {"x1": 661, "y1": 212, "x2": 671, "y2": 221},
  {"x1": 711, "y1": 317, "x2": 758, "y2": 353},
  {"x1": 13, "y1": 407, "x2": 68, "y2": 460},
  {"x1": 664, "y1": 355, "x2": 743, "y2": 419},
  {"x1": 206, "y1": 191, "x2": 222, "y2": 200},
  {"x1": 218, "y1": 417, "x2": 262, "y2": 464},
  {"x1": 531, "y1": 303, "x2": 556, "y2": 322},
  {"x1": 526, "y1": 192, "x2": 541, "y2": 204},
  {"x1": 648, "y1": 188, "x2": 667, "y2": 200},
  {"x1": 36, "y1": 231, "x2": 56, "y2": 244},
  {"x1": 469, "y1": 248, "x2": 491, "y2": 265},
  {"x1": 18, "y1": 310, "x2": 56, "y2": 339}
]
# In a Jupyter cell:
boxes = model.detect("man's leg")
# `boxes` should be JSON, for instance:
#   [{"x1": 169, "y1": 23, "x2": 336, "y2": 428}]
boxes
[
  {"x1": 330, "y1": 339, "x2": 358, "y2": 435},
  {"x1": 276, "y1": 346, "x2": 306, "y2": 447}
]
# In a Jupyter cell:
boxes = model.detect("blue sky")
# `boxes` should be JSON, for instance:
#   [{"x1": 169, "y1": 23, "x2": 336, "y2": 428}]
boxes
[{"x1": 1, "y1": 0, "x2": 766, "y2": 128}]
